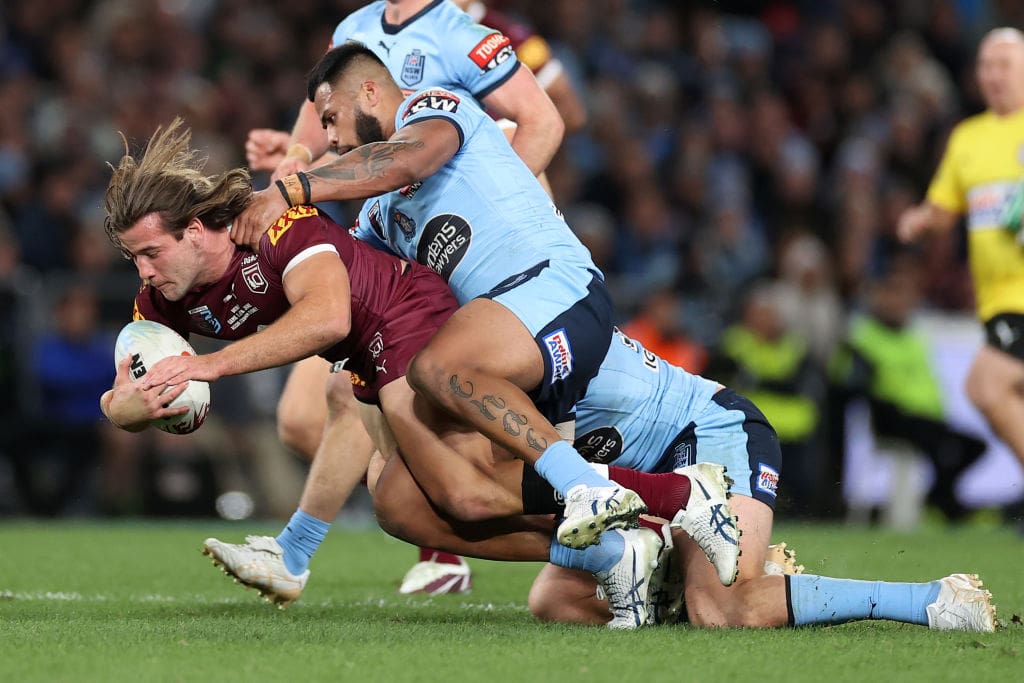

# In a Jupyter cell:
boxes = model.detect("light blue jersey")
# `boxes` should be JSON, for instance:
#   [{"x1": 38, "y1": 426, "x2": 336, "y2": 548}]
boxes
[
  {"x1": 331, "y1": 0, "x2": 519, "y2": 100},
  {"x1": 575, "y1": 329, "x2": 782, "y2": 507},
  {"x1": 353, "y1": 88, "x2": 597, "y2": 307}
]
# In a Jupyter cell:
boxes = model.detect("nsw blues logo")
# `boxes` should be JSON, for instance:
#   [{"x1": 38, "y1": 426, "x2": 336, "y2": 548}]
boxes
[
  {"x1": 542, "y1": 328, "x2": 574, "y2": 384},
  {"x1": 393, "y1": 209, "x2": 417, "y2": 241},
  {"x1": 402, "y1": 49, "x2": 425, "y2": 86}
]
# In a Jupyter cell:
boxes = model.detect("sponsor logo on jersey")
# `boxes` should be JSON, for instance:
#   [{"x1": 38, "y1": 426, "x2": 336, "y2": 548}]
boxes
[
  {"x1": 188, "y1": 305, "x2": 222, "y2": 335},
  {"x1": 574, "y1": 426, "x2": 623, "y2": 465},
  {"x1": 268, "y1": 205, "x2": 319, "y2": 246},
  {"x1": 542, "y1": 328, "x2": 574, "y2": 383},
  {"x1": 367, "y1": 200, "x2": 385, "y2": 241},
  {"x1": 399, "y1": 181, "x2": 423, "y2": 198},
  {"x1": 368, "y1": 331, "x2": 385, "y2": 359},
  {"x1": 350, "y1": 371, "x2": 367, "y2": 388},
  {"x1": 402, "y1": 89, "x2": 460, "y2": 119},
  {"x1": 241, "y1": 262, "x2": 269, "y2": 295},
  {"x1": 468, "y1": 32, "x2": 513, "y2": 72},
  {"x1": 756, "y1": 463, "x2": 779, "y2": 498},
  {"x1": 660, "y1": 423, "x2": 696, "y2": 468},
  {"x1": 393, "y1": 210, "x2": 417, "y2": 241},
  {"x1": 417, "y1": 213, "x2": 471, "y2": 282},
  {"x1": 966, "y1": 181, "x2": 1016, "y2": 231},
  {"x1": 401, "y1": 49, "x2": 426, "y2": 86}
]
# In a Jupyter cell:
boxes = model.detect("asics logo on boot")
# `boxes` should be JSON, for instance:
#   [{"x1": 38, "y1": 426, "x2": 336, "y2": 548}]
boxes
[{"x1": 709, "y1": 504, "x2": 738, "y2": 544}]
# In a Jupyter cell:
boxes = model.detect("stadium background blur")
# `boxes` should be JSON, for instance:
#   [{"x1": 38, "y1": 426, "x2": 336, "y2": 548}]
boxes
[{"x1": 1, "y1": 0, "x2": 1022, "y2": 522}]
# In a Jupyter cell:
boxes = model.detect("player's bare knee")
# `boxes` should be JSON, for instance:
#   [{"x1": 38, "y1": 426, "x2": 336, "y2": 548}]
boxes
[
  {"x1": 432, "y1": 488, "x2": 495, "y2": 523},
  {"x1": 372, "y1": 484, "x2": 414, "y2": 541},
  {"x1": 276, "y1": 408, "x2": 319, "y2": 461},
  {"x1": 683, "y1": 586, "x2": 729, "y2": 627},
  {"x1": 324, "y1": 373, "x2": 357, "y2": 416},
  {"x1": 527, "y1": 581, "x2": 562, "y2": 622}
]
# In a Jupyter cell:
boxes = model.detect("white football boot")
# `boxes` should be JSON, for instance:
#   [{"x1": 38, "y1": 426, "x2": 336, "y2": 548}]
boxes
[
  {"x1": 670, "y1": 463, "x2": 741, "y2": 586},
  {"x1": 594, "y1": 527, "x2": 664, "y2": 629},
  {"x1": 556, "y1": 485, "x2": 647, "y2": 549},
  {"x1": 646, "y1": 523, "x2": 686, "y2": 625},
  {"x1": 399, "y1": 555, "x2": 472, "y2": 595},
  {"x1": 926, "y1": 573, "x2": 999, "y2": 632},
  {"x1": 203, "y1": 535, "x2": 309, "y2": 609}
]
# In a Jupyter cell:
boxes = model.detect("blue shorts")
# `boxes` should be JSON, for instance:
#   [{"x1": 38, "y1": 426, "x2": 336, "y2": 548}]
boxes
[
  {"x1": 482, "y1": 260, "x2": 614, "y2": 423},
  {"x1": 655, "y1": 389, "x2": 781, "y2": 509}
]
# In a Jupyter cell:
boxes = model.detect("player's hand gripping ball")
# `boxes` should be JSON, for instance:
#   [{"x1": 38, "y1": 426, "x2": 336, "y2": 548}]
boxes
[{"x1": 114, "y1": 320, "x2": 211, "y2": 434}]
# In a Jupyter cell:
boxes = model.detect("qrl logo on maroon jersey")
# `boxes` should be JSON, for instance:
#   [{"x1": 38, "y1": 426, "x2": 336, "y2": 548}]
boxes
[
  {"x1": 468, "y1": 32, "x2": 513, "y2": 72},
  {"x1": 242, "y1": 262, "x2": 268, "y2": 294}
]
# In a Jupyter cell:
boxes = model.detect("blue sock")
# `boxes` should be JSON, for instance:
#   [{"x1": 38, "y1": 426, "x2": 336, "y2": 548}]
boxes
[
  {"x1": 548, "y1": 530, "x2": 625, "y2": 574},
  {"x1": 787, "y1": 574, "x2": 941, "y2": 626},
  {"x1": 534, "y1": 440, "x2": 613, "y2": 496},
  {"x1": 276, "y1": 509, "x2": 331, "y2": 576}
]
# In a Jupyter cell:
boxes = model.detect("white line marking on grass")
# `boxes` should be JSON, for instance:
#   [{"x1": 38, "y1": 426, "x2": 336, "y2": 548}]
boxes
[{"x1": 0, "y1": 590, "x2": 529, "y2": 612}]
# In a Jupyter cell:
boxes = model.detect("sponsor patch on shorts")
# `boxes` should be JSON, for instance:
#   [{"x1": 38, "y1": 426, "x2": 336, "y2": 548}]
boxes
[
  {"x1": 756, "y1": 463, "x2": 779, "y2": 498},
  {"x1": 542, "y1": 328, "x2": 574, "y2": 383}
]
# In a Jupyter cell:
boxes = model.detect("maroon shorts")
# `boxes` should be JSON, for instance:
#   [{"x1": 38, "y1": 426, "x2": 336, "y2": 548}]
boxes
[{"x1": 349, "y1": 265, "x2": 458, "y2": 405}]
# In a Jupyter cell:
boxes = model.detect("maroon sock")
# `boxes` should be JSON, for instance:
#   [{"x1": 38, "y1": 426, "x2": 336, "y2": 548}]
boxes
[
  {"x1": 636, "y1": 516, "x2": 664, "y2": 534},
  {"x1": 608, "y1": 467, "x2": 691, "y2": 519},
  {"x1": 419, "y1": 547, "x2": 463, "y2": 565}
]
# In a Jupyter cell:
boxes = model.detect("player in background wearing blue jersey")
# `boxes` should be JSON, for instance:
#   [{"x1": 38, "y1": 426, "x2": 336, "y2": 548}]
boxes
[{"x1": 239, "y1": 0, "x2": 572, "y2": 595}]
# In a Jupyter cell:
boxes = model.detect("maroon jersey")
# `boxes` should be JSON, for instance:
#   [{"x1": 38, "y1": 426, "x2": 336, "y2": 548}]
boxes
[{"x1": 132, "y1": 206, "x2": 458, "y2": 403}]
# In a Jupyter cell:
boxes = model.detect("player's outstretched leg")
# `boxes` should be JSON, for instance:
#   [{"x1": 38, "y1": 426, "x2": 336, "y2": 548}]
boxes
[
  {"x1": 787, "y1": 572, "x2": 999, "y2": 632},
  {"x1": 399, "y1": 548, "x2": 472, "y2": 595},
  {"x1": 203, "y1": 535, "x2": 310, "y2": 609},
  {"x1": 556, "y1": 483, "x2": 648, "y2": 549},
  {"x1": 670, "y1": 463, "x2": 741, "y2": 586}
]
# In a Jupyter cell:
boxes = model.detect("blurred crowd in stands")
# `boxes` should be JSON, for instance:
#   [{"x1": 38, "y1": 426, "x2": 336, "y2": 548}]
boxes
[{"x1": 0, "y1": 0, "x2": 1017, "y2": 519}]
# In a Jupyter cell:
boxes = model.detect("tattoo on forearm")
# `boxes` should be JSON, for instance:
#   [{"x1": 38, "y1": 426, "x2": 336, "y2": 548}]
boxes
[
  {"x1": 449, "y1": 374, "x2": 473, "y2": 398},
  {"x1": 469, "y1": 394, "x2": 505, "y2": 421},
  {"x1": 309, "y1": 141, "x2": 426, "y2": 182},
  {"x1": 448, "y1": 373, "x2": 545, "y2": 451},
  {"x1": 525, "y1": 428, "x2": 548, "y2": 453},
  {"x1": 502, "y1": 410, "x2": 527, "y2": 437}
]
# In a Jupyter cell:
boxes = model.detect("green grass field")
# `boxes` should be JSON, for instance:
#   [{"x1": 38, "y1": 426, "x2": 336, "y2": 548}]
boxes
[{"x1": 1, "y1": 520, "x2": 1021, "y2": 683}]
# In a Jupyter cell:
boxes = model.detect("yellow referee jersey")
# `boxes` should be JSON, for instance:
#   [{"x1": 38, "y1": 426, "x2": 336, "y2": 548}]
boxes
[{"x1": 927, "y1": 108, "x2": 1024, "y2": 321}]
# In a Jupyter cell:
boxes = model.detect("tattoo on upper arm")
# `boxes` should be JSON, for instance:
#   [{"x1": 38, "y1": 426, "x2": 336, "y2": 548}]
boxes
[{"x1": 309, "y1": 141, "x2": 426, "y2": 182}]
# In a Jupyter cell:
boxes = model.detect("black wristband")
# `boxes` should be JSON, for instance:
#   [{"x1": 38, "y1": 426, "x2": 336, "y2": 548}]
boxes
[
  {"x1": 296, "y1": 171, "x2": 311, "y2": 205},
  {"x1": 275, "y1": 178, "x2": 291, "y2": 206}
]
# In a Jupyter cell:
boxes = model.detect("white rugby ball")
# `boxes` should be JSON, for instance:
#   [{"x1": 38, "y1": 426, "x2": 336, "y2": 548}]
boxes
[{"x1": 114, "y1": 320, "x2": 211, "y2": 434}]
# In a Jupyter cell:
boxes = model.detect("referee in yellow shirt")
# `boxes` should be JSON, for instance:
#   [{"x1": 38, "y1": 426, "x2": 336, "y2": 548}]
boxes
[{"x1": 899, "y1": 28, "x2": 1024, "y2": 514}]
